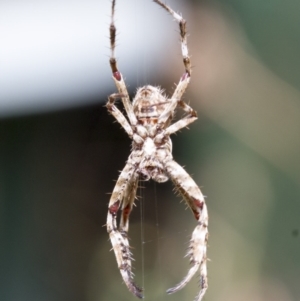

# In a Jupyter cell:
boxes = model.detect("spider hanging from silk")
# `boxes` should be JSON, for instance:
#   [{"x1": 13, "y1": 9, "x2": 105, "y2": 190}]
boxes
[{"x1": 106, "y1": 1, "x2": 209, "y2": 300}]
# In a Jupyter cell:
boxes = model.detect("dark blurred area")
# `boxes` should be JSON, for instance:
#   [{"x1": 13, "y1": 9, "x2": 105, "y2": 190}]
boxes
[{"x1": 1, "y1": 0, "x2": 300, "y2": 301}]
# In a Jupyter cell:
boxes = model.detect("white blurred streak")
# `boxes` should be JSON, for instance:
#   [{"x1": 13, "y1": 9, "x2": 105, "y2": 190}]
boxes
[
  {"x1": 190, "y1": 3, "x2": 300, "y2": 183},
  {"x1": 0, "y1": 0, "x2": 183, "y2": 117}
]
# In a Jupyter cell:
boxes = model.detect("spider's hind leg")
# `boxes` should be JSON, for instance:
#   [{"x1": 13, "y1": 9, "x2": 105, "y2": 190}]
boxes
[
  {"x1": 107, "y1": 162, "x2": 143, "y2": 298},
  {"x1": 164, "y1": 159, "x2": 208, "y2": 301}
]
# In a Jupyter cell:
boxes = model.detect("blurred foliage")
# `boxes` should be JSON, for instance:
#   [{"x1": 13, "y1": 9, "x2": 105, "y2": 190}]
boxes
[{"x1": 207, "y1": 0, "x2": 300, "y2": 88}]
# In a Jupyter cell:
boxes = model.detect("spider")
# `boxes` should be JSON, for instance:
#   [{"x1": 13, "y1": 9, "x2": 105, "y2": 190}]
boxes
[{"x1": 106, "y1": 1, "x2": 208, "y2": 300}]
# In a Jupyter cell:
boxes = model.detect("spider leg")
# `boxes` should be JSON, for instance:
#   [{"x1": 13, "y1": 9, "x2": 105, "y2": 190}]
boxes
[
  {"x1": 163, "y1": 159, "x2": 208, "y2": 301},
  {"x1": 120, "y1": 173, "x2": 139, "y2": 233},
  {"x1": 106, "y1": 93, "x2": 134, "y2": 138},
  {"x1": 153, "y1": 0, "x2": 192, "y2": 128},
  {"x1": 155, "y1": 100, "x2": 197, "y2": 144},
  {"x1": 153, "y1": 0, "x2": 191, "y2": 76},
  {"x1": 107, "y1": 162, "x2": 143, "y2": 298},
  {"x1": 110, "y1": 0, "x2": 137, "y2": 126},
  {"x1": 164, "y1": 100, "x2": 198, "y2": 136},
  {"x1": 156, "y1": 77, "x2": 191, "y2": 130},
  {"x1": 153, "y1": 0, "x2": 191, "y2": 103}
]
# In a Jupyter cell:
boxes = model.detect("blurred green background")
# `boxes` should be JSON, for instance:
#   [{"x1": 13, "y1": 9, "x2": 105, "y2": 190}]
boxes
[{"x1": 1, "y1": 0, "x2": 300, "y2": 301}]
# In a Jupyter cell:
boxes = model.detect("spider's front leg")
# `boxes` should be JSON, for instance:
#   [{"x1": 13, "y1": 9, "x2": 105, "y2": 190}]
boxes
[
  {"x1": 153, "y1": 0, "x2": 192, "y2": 102},
  {"x1": 155, "y1": 99, "x2": 198, "y2": 146},
  {"x1": 107, "y1": 162, "x2": 143, "y2": 298},
  {"x1": 109, "y1": 0, "x2": 137, "y2": 126},
  {"x1": 164, "y1": 159, "x2": 208, "y2": 301},
  {"x1": 153, "y1": 0, "x2": 191, "y2": 76},
  {"x1": 106, "y1": 93, "x2": 134, "y2": 138}
]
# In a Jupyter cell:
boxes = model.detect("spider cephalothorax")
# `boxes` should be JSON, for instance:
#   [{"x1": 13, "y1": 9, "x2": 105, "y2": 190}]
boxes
[{"x1": 106, "y1": 1, "x2": 209, "y2": 301}]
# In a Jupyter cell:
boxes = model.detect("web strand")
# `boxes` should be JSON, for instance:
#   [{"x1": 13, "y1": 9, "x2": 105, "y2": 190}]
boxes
[{"x1": 139, "y1": 180, "x2": 145, "y2": 293}]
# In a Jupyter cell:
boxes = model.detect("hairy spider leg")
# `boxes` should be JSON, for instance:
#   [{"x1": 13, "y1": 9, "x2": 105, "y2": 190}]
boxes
[
  {"x1": 120, "y1": 173, "x2": 139, "y2": 233},
  {"x1": 109, "y1": 0, "x2": 137, "y2": 127},
  {"x1": 164, "y1": 159, "x2": 208, "y2": 301},
  {"x1": 153, "y1": 0, "x2": 192, "y2": 77},
  {"x1": 153, "y1": 0, "x2": 194, "y2": 133},
  {"x1": 106, "y1": 94, "x2": 134, "y2": 138},
  {"x1": 107, "y1": 162, "x2": 143, "y2": 298}
]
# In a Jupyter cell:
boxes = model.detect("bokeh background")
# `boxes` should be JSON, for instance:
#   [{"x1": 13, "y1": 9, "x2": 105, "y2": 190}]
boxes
[{"x1": 1, "y1": 0, "x2": 300, "y2": 301}]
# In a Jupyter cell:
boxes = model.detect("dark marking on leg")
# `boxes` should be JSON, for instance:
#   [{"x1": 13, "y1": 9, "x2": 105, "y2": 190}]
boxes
[
  {"x1": 181, "y1": 72, "x2": 190, "y2": 81},
  {"x1": 109, "y1": 200, "x2": 120, "y2": 215}
]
